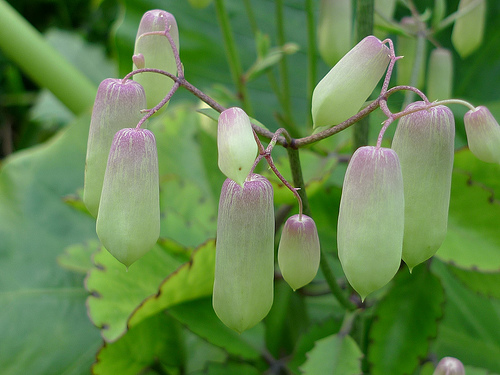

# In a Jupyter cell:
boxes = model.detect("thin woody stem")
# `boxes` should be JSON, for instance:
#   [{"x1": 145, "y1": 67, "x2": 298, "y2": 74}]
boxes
[{"x1": 136, "y1": 82, "x2": 180, "y2": 129}]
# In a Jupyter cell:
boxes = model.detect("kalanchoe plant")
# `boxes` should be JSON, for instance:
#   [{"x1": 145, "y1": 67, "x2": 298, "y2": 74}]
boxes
[
  {"x1": 451, "y1": 0, "x2": 486, "y2": 58},
  {"x1": 464, "y1": 106, "x2": 500, "y2": 164},
  {"x1": 278, "y1": 214, "x2": 320, "y2": 291},
  {"x1": 433, "y1": 357, "x2": 466, "y2": 375},
  {"x1": 391, "y1": 103, "x2": 455, "y2": 271},
  {"x1": 83, "y1": 78, "x2": 146, "y2": 218},
  {"x1": 217, "y1": 107, "x2": 258, "y2": 187},
  {"x1": 337, "y1": 146, "x2": 404, "y2": 301},
  {"x1": 212, "y1": 174, "x2": 275, "y2": 333},
  {"x1": 96, "y1": 127, "x2": 160, "y2": 268},
  {"x1": 426, "y1": 48, "x2": 454, "y2": 102}
]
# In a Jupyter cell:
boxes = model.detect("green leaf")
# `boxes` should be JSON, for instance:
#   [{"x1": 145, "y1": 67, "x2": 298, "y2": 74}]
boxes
[
  {"x1": 85, "y1": 242, "x2": 184, "y2": 343},
  {"x1": 168, "y1": 298, "x2": 262, "y2": 360},
  {"x1": 300, "y1": 333, "x2": 363, "y2": 375},
  {"x1": 368, "y1": 266, "x2": 445, "y2": 375},
  {"x1": 449, "y1": 265, "x2": 500, "y2": 299},
  {"x1": 92, "y1": 313, "x2": 184, "y2": 375},
  {"x1": 436, "y1": 150, "x2": 500, "y2": 271},
  {"x1": 128, "y1": 240, "x2": 216, "y2": 329},
  {"x1": 431, "y1": 260, "x2": 500, "y2": 373},
  {"x1": 0, "y1": 115, "x2": 101, "y2": 374},
  {"x1": 57, "y1": 240, "x2": 98, "y2": 274},
  {"x1": 190, "y1": 361, "x2": 261, "y2": 375}
]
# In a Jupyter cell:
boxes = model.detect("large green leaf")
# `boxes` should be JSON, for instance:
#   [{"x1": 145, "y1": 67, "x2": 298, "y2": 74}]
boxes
[
  {"x1": 0, "y1": 115, "x2": 101, "y2": 374},
  {"x1": 368, "y1": 266, "x2": 445, "y2": 375}
]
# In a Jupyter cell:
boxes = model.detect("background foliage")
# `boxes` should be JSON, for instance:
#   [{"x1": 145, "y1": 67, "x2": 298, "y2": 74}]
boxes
[{"x1": 1, "y1": 0, "x2": 500, "y2": 374}]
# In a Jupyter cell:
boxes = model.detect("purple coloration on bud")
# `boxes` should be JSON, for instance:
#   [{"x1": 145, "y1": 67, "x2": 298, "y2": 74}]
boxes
[
  {"x1": 391, "y1": 103, "x2": 455, "y2": 271},
  {"x1": 132, "y1": 53, "x2": 145, "y2": 69},
  {"x1": 84, "y1": 78, "x2": 146, "y2": 218},
  {"x1": 278, "y1": 214, "x2": 320, "y2": 291},
  {"x1": 464, "y1": 106, "x2": 500, "y2": 164},
  {"x1": 317, "y1": 0, "x2": 352, "y2": 67},
  {"x1": 217, "y1": 107, "x2": 258, "y2": 187},
  {"x1": 433, "y1": 357, "x2": 465, "y2": 375},
  {"x1": 451, "y1": 0, "x2": 486, "y2": 58},
  {"x1": 337, "y1": 146, "x2": 404, "y2": 301},
  {"x1": 312, "y1": 36, "x2": 390, "y2": 128},
  {"x1": 427, "y1": 48, "x2": 453, "y2": 101},
  {"x1": 133, "y1": 10, "x2": 179, "y2": 109},
  {"x1": 213, "y1": 174, "x2": 274, "y2": 333},
  {"x1": 96, "y1": 128, "x2": 160, "y2": 268}
]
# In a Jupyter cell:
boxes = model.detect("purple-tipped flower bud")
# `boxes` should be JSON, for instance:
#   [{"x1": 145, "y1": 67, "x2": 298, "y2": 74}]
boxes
[
  {"x1": 84, "y1": 78, "x2": 146, "y2": 217},
  {"x1": 427, "y1": 48, "x2": 454, "y2": 101},
  {"x1": 317, "y1": 0, "x2": 352, "y2": 67},
  {"x1": 217, "y1": 107, "x2": 258, "y2": 187},
  {"x1": 312, "y1": 36, "x2": 390, "y2": 128},
  {"x1": 464, "y1": 106, "x2": 500, "y2": 164},
  {"x1": 132, "y1": 53, "x2": 145, "y2": 69},
  {"x1": 133, "y1": 10, "x2": 179, "y2": 109},
  {"x1": 213, "y1": 174, "x2": 274, "y2": 333},
  {"x1": 451, "y1": 0, "x2": 486, "y2": 58},
  {"x1": 396, "y1": 17, "x2": 426, "y2": 89},
  {"x1": 391, "y1": 103, "x2": 455, "y2": 271},
  {"x1": 96, "y1": 128, "x2": 160, "y2": 268},
  {"x1": 278, "y1": 214, "x2": 320, "y2": 291},
  {"x1": 433, "y1": 357, "x2": 465, "y2": 375},
  {"x1": 337, "y1": 146, "x2": 404, "y2": 301}
]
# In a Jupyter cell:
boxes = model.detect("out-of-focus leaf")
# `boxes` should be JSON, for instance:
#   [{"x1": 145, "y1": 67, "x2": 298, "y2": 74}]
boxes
[
  {"x1": 300, "y1": 333, "x2": 363, "y2": 375},
  {"x1": 168, "y1": 298, "x2": 262, "y2": 360},
  {"x1": 368, "y1": 266, "x2": 444, "y2": 375},
  {"x1": 190, "y1": 361, "x2": 261, "y2": 375},
  {"x1": 449, "y1": 265, "x2": 500, "y2": 299},
  {"x1": 431, "y1": 260, "x2": 500, "y2": 372},
  {"x1": 57, "y1": 240, "x2": 98, "y2": 274},
  {"x1": 92, "y1": 313, "x2": 184, "y2": 375}
]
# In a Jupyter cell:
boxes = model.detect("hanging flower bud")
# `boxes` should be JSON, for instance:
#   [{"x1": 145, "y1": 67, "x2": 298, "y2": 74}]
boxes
[
  {"x1": 133, "y1": 10, "x2": 179, "y2": 109},
  {"x1": 433, "y1": 357, "x2": 465, "y2": 375},
  {"x1": 84, "y1": 78, "x2": 146, "y2": 217},
  {"x1": 396, "y1": 17, "x2": 426, "y2": 89},
  {"x1": 132, "y1": 53, "x2": 145, "y2": 69},
  {"x1": 451, "y1": 0, "x2": 486, "y2": 58},
  {"x1": 278, "y1": 214, "x2": 320, "y2": 291},
  {"x1": 312, "y1": 36, "x2": 390, "y2": 128},
  {"x1": 427, "y1": 48, "x2": 454, "y2": 101},
  {"x1": 217, "y1": 107, "x2": 258, "y2": 187},
  {"x1": 96, "y1": 128, "x2": 160, "y2": 268},
  {"x1": 213, "y1": 174, "x2": 274, "y2": 333},
  {"x1": 464, "y1": 106, "x2": 500, "y2": 164},
  {"x1": 317, "y1": 0, "x2": 352, "y2": 67},
  {"x1": 391, "y1": 103, "x2": 455, "y2": 271},
  {"x1": 337, "y1": 146, "x2": 404, "y2": 301}
]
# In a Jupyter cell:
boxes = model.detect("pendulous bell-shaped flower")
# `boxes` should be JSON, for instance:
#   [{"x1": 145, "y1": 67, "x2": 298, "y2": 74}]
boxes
[
  {"x1": 312, "y1": 35, "x2": 390, "y2": 129},
  {"x1": 337, "y1": 146, "x2": 404, "y2": 301},
  {"x1": 278, "y1": 214, "x2": 320, "y2": 291},
  {"x1": 427, "y1": 48, "x2": 454, "y2": 102},
  {"x1": 451, "y1": 0, "x2": 486, "y2": 58},
  {"x1": 133, "y1": 10, "x2": 179, "y2": 109},
  {"x1": 464, "y1": 106, "x2": 500, "y2": 164},
  {"x1": 84, "y1": 78, "x2": 146, "y2": 218},
  {"x1": 391, "y1": 103, "x2": 455, "y2": 271},
  {"x1": 217, "y1": 107, "x2": 258, "y2": 187},
  {"x1": 96, "y1": 128, "x2": 160, "y2": 268},
  {"x1": 433, "y1": 357, "x2": 465, "y2": 375},
  {"x1": 213, "y1": 174, "x2": 275, "y2": 333}
]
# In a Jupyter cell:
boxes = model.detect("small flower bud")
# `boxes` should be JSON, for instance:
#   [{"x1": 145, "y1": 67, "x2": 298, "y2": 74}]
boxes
[
  {"x1": 217, "y1": 107, "x2": 258, "y2": 187},
  {"x1": 317, "y1": 0, "x2": 352, "y2": 67},
  {"x1": 213, "y1": 174, "x2": 274, "y2": 333},
  {"x1": 433, "y1": 357, "x2": 465, "y2": 375},
  {"x1": 132, "y1": 53, "x2": 145, "y2": 69},
  {"x1": 451, "y1": 0, "x2": 486, "y2": 58},
  {"x1": 464, "y1": 106, "x2": 500, "y2": 164},
  {"x1": 278, "y1": 214, "x2": 320, "y2": 291},
  {"x1": 96, "y1": 128, "x2": 160, "y2": 268},
  {"x1": 84, "y1": 78, "x2": 146, "y2": 217},
  {"x1": 312, "y1": 36, "x2": 390, "y2": 128},
  {"x1": 133, "y1": 10, "x2": 179, "y2": 109},
  {"x1": 396, "y1": 17, "x2": 426, "y2": 88},
  {"x1": 391, "y1": 103, "x2": 455, "y2": 271},
  {"x1": 337, "y1": 146, "x2": 404, "y2": 301},
  {"x1": 427, "y1": 48, "x2": 454, "y2": 101}
]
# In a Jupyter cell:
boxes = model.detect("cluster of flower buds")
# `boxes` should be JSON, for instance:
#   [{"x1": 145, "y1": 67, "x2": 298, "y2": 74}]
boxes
[{"x1": 213, "y1": 107, "x2": 320, "y2": 332}]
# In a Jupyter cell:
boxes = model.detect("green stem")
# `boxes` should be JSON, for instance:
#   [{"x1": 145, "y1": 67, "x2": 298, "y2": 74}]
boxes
[
  {"x1": 305, "y1": 0, "x2": 316, "y2": 129},
  {"x1": 214, "y1": 0, "x2": 253, "y2": 115},
  {"x1": 0, "y1": 0, "x2": 96, "y2": 115},
  {"x1": 243, "y1": 0, "x2": 258, "y2": 36},
  {"x1": 353, "y1": 0, "x2": 374, "y2": 150}
]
